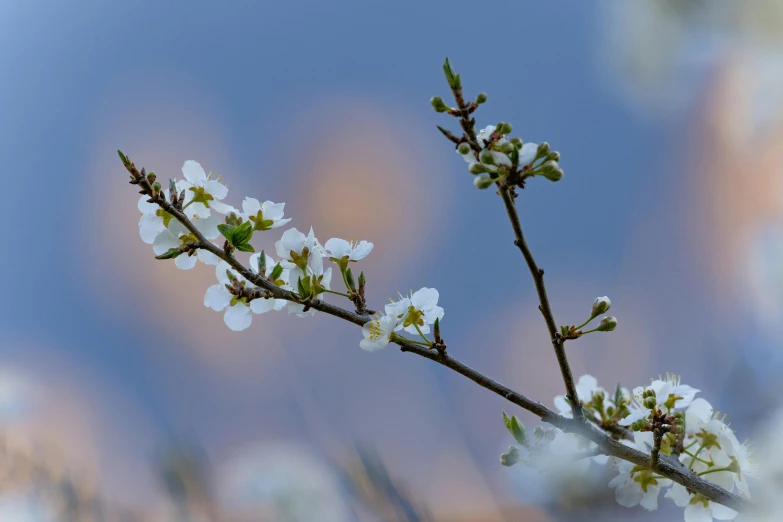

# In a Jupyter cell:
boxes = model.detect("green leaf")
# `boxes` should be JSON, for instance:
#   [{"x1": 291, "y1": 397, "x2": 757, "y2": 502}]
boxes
[
  {"x1": 443, "y1": 58, "x2": 459, "y2": 88},
  {"x1": 502, "y1": 412, "x2": 528, "y2": 447},
  {"x1": 235, "y1": 243, "x2": 255, "y2": 252},
  {"x1": 217, "y1": 224, "x2": 236, "y2": 241},
  {"x1": 232, "y1": 221, "x2": 254, "y2": 246},
  {"x1": 155, "y1": 248, "x2": 183, "y2": 260},
  {"x1": 269, "y1": 263, "x2": 284, "y2": 281},
  {"x1": 117, "y1": 150, "x2": 129, "y2": 165}
]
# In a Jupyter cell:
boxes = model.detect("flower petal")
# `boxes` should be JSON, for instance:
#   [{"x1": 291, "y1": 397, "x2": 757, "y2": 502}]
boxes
[
  {"x1": 203, "y1": 179, "x2": 228, "y2": 200},
  {"x1": 174, "y1": 253, "x2": 198, "y2": 270},
  {"x1": 250, "y1": 298, "x2": 276, "y2": 315},
  {"x1": 204, "y1": 284, "x2": 231, "y2": 311},
  {"x1": 224, "y1": 303, "x2": 252, "y2": 331},
  {"x1": 182, "y1": 160, "x2": 207, "y2": 184}
]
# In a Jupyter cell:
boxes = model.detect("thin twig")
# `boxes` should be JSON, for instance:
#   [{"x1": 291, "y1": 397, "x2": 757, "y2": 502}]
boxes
[{"x1": 497, "y1": 184, "x2": 584, "y2": 420}]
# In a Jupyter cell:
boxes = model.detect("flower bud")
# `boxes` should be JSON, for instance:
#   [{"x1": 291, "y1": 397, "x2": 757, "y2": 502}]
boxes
[
  {"x1": 643, "y1": 389, "x2": 656, "y2": 399},
  {"x1": 537, "y1": 142, "x2": 550, "y2": 157},
  {"x1": 510, "y1": 137, "x2": 523, "y2": 149},
  {"x1": 496, "y1": 122, "x2": 512, "y2": 135},
  {"x1": 476, "y1": 92, "x2": 488, "y2": 105},
  {"x1": 643, "y1": 396, "x2": 657, "y2": 410},
  {"x1": 457, "y1": 142, "x2": 472, "y2": 156},
  {"x1": 473, "y1": 173, "x2": 494, "y2": 189},
  {"x1": 468, "y1": 162, "x2": 488, "y2": 175},
  {"x1": 499, "y1": 142, "x2": 516, "y2": 154},
  {"x1": 591, "y1": 296, "x2": 611, "y2": 317},
  {"x1": 152, "y1": 181, "x2": 162, "y2": 193},
  {"x1": 168, "y1": 179, "x2": 177, "y2": 192},
  {"x1": 430, "y1": 96, "x2": 450, "y2": 113},
  {"x1": 631, "y1": 419, "x2": 647, "y2": 432},
  {"x1": 673, "y1": 424, "x2": 685, "y2": 435},
  {"x1": 479, "y1": 149, "x2": 496, "y2": 166},
  {"x1": 147, "y1": 171, "x2": 157, "y2": 184},
  {"x1": 596, "y1": 316, "x2": 617, "y2": 332},
  {"x1": 548, "y1": 151, "x2": 560, "y2": 162},
  {"x1": 541, "y1": 167, "x2": 563, "y2": 182},
  {"x1": 258, "y1": 250, "x2": 267, "y2": 273},
  {"x1": 500, "y1": 446, "x2": 522, "y2": 467}
]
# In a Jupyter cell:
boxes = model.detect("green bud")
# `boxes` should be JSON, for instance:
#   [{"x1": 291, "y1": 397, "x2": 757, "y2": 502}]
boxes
[
  {"x1": 643, "y1": 397, "x2": 657, "y2": 410},
  {"x1": 510, "y1": 137, "x2": 523, "y2": 149},
  {"x1": 537, "y1": 142, "x2": 551, "y2": 157},
  {"x1": 476, "y1": 92, "x2": 487, "y2": 104},
  {"x1": 345, "y1": 267, "x2": 356, "y2": 291},
  {"x1": 643, "y1": 389, "x2": 656, "y2": 399},
  {"x1": 155, "y1": 247, "x2": 183, "y2": 260},
  {"x1": 433, "y1": 317, "x2": 441, "y2": 339},
  {"x1": 478, "y1": 149, "x2": 496, "y2": 166},
  {"x1": 502, "y1": 412, "x2": 528, "y2": 446},
  {"x1": 258, "y1": 251, "x2": 267, "y2": 274},
  {"x1": 146, "y1": 172, "x2": 157, "y2": 184},
  {"x1": 496, "y1": 122, "x2": 512, "y2": 135},
  {"x1": 431, "y1": 96, "x2": 450, "y2": 113},
  {"x1": 225, "y1": 269, "x2": 236, "y2": 282},
  {"x1": 548, "y1": 151, "x2": 560, "y2": 162},
  {"x1": 152, "y1": 181, "x2": 162, "y2": 193},
  {"x1": 591, "y1": 296, "x2": 611, "y2": 318},
  {"x1": 541, "y1": 167, "x2": 563, "y2": 182},
  {"x1": 168, "y1": 179, "x2": 177, "y2": 193},
  {"x1": 358, "y1": 271, "x2": 366, "y2": 287},
  {"x1": 673, "y1": 424, "x2": 685, "y2": 435},
  {"x1": 457, "y1": 142, "x2": 472, "y2": 155},
  {"x1": 538, "y1": 160, "x2": 559, "y2": 172},
  {"x1": 473, "y1": 173, "x2": 494, "y2": 189},
  {"x1": 469, "y1": 162, "x2": 488, "y2": 175},
  {"x1": 631, "y1": 419, "x2": 647, "y2": 432},
  {"x1": 499, "y1": 142, "x2": 516, "y2": 154},
  {"x1": 596, "y1": 316, "x2": 617, "y2": 332},
  {"x1": 499, "y1": 446, "x2": 522, "y2": 467}
]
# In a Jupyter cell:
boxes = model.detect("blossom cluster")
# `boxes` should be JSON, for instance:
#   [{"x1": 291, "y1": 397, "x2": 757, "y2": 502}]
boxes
[
  {"x1": 503, "y1": 374, "x2": 754, "y2": 522},
  {"x1": 134, "y1": 159, "x2": 446, "y2": 352}
]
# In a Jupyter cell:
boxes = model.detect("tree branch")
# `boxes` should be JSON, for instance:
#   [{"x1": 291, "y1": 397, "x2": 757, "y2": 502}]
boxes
[{"x1": 125, "y1": 162, "x2": 750, "y2": 513}]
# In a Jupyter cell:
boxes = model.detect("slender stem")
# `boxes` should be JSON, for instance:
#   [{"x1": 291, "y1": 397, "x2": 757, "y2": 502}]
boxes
[
  {"x1": 126, "y1": 169, "x2": 750, "y2": 513},
  {"x1": 412, "y1": 322, "x2": 433, "y2": 346},
  {"x1": 698, "y1": 467, "x2": 733, "y2": 477},
  {"x1": 689, "y1": 442, "x2": 708, "y2": 470},
  {"x1": 497, "y1": 184, "x2": 584, "y2": 420},
  {"x1": 322, "y1": 288, "x2": 352, "y2": 299}
]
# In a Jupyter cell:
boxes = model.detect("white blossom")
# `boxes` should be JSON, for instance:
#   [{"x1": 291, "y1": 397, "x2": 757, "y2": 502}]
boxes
[
  {"x1": 621, "y1": 374, "x2": 699, "y2": 426},
  {"x1": 204, "y1": 260, "x2": 287, "y2": 331},
  {"x1": 275, "y1": 227, "x2": 321, "y2": 269},
  {"x1": 240, "y1": 197, "x2": 292, "y2": 230},
  {"x1": 178, "y1": 160, "x2": 234, "y2": 217},
  {"x1": 287, "y1": 247, "x2": 333, "y2": 318},
  {"x1": 323, "y1": 238, "x2": 373, "y2": 267},
  {"x1": 359, "y1": 314, "x2": 398, "y2": 352},
  {"x1": 608, "y1": 432, "x2": 672, "y2": 511},
  {"x1": 665, "y1": 483, "x2": 737, "y2": 522},
  {"x1": 152, "y1": 217, "x2": 220, "y2": 270},
  {"x1": 385, "y1": 287, "x2": 444, "y2": 335},
  {"x1": 553, "y1": 374, "x2": 623, "y2": 464}
]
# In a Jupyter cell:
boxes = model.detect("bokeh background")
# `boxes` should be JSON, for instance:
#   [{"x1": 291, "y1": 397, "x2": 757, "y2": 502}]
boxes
[{"x1": 1, "y1": 1, "x2": 782, "y2": 520}]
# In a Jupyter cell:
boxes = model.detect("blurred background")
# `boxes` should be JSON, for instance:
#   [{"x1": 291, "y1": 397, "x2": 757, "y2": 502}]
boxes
[{"x1": 1, "y1": 0, "x2": 782, "y2": 520}]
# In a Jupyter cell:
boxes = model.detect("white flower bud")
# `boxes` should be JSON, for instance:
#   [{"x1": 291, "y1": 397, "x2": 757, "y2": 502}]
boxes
[
  {"x1": 457, "y1": 142, "x2": 472, "y2": 155},
  {"x1": 596, "y1": 316, "x2": 617, "y2": 332},
  {"x1": 591, "y1": 296, "x2": 611, "y2": 317}
]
